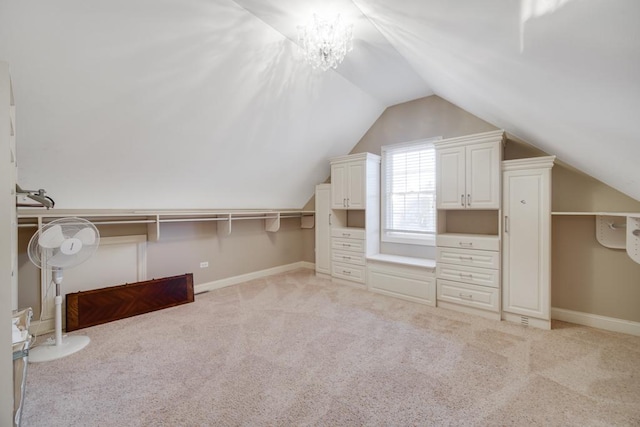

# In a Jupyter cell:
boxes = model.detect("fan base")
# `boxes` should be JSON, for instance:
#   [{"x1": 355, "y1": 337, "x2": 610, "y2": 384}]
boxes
[{"x1": 29, "y1": 335, "x2": 90, "y2": 363}]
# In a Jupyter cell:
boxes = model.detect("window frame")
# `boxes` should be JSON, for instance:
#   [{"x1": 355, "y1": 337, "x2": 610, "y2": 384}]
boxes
[{"x1": 380, "y1": 136, "x2": 442, "y2": 246}]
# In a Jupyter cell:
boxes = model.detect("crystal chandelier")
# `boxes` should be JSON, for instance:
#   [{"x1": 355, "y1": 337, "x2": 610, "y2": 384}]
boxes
[{"x1": 297, "y1": 14, "x2": 353, "y2": 71}]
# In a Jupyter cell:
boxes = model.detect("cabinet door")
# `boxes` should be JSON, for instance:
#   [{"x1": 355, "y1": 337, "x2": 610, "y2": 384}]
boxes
[
  {"x1": 436, "y1": 146, "x2": 466, "y2": 209},
  {"x1": 330, "y1": 163, "x2": 348, "y2": 209},
  {"x1": 502, "y1": 169, "x2": 550, "y2": 320},
  {"x1": 466, "y1": 141, "x2": 500, "y2": 209},
  {"x1": 346, "y1": 160, "x2": 365, "y2": 209},
  {"x1": 315, "y1": 184, "x2": 331, "y2": 275}
]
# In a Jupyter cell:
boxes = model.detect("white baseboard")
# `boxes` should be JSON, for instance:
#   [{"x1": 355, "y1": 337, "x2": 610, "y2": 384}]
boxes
[
  {"x1": 29, "y1": 318, "x2": 55, "y2": 337},
  {"x1": 195, "y1": 261, "x2": 314, "y2": 294},
  {"x1": 551, "y1": 307, "x2": 640, "y2": 337}
]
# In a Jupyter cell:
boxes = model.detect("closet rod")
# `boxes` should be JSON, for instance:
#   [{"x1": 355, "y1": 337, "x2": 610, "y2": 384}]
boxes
[{"x1": 18, "y1": 219, "x2": 157, "y2": 227}]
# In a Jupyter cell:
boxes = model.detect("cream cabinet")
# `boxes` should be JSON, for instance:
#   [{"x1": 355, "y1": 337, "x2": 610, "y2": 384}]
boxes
[
  {"x1": 315, "y1": 184, "x2": 331, "y2": 277},
  {"x1": 501, "y1": 156, "x2": 555, "y2": 329},
  {"x1": 435, "y1": 130, "x2": 503, "y2": 210},
  {"x1": 436, "y1": 233, "x2": 501, "y2": 320},
  {"x1": 330, "y1": 153, "x2": 379, "y2": 210},
  {"x1": 331, "y1": 227, "x2": 366, "y2": 284}
]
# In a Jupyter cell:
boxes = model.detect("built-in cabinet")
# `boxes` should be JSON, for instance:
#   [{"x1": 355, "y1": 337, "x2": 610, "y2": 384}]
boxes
[
  {"x1": 330, "y1": 155, "x2": 369, "y2": 209},
  {"x1": 501, "y1": 156, "x2": 555, "y2": 329},
  {"x1": 327, "y1": 153, "x2": 380, "y2": 287},
  {"x1": 318, "y1": 131, "x2": 558, "y2": 331},
  {"x1": 434, "y1": 130, "x2": 504, "y2": 319},
  {"x1": 435, "y1": 130, "x2": 503, "y2": 210},
  {"x1": 436, "y1": 234, "x2": 501, "y2": 319},
  {"x1": 314, "y1": 184, "x2": 331, "y2": 277},
  {"x1": 331, "y1": 227, "x2": 367, "y2": 283}
]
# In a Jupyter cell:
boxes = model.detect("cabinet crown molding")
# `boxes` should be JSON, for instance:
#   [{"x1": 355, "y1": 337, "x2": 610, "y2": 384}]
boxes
[
  {"x1": 502, "y1": 155, "x2": 556, "y2": 171},
  {"x1": 433, "y1": 130, "x2": 505, "y2": 149},
  {"x1": 330, "y1": 152, "x2": 380, "y2": 164}
]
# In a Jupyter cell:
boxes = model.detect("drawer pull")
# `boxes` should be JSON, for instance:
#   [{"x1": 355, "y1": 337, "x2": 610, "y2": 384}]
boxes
[
  {"x1": 459, "y1": 242, "x2": 473, "y2": 247},
  {"x1": 459, "y1": 293, "x2": 473, "y2": 300},
  {"x1": 342, "y1": 270, "x2": 351, "y2": 275},
  {"x1": 342, "y1": 256, "x2": 351, "y2": 260},
  {"x1": 342, "y1": 243, "x2": 351, "y2": 248},
  {"x1": 459, "y1": 256, "x2": 474, "y2": 261},
  {"x1": 342, "y1": 233, "x2": 351, "y2": 237},
  {"x1": 459, "y1": 273, "x2": 473, "y2": 278}
]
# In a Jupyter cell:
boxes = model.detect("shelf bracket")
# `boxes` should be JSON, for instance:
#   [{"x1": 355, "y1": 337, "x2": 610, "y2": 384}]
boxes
[
  {"x1": 265, "y1": 213, "x2": 280, "y2": 233},
  {"x1": 627, "y1": 216, "x2": 640, "y2": 264},
  {"x1": 217, "y1": 214, "x2": 232, "y2": 237},
  {"x1": 595, "y1": 215, "x2": 626, "y2": 249}
]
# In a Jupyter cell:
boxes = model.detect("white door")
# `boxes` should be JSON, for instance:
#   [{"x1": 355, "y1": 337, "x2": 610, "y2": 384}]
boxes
[
  {"x1": 315, "y1": 184, "x2": 331, "y2": 275},
  {"x1": 502, "y1": 168, "x2": 550, "y2": 320},
  {"x1": 330, "y1": 163, "x2": 347, "y2": 209},
  {"x1": 436, "y1": 146, "x2": 465, "y2": 209},
  {"x1": 466, "y1": 141, "x2": 500, "y2": 209},
  {"x1": 346, "y1": 160, "x2": 365, "y2": 209}
]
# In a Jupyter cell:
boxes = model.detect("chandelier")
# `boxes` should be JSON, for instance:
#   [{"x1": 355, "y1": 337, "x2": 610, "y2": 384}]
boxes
[{"x1": 297, "y1": 14, "x2": 353, "y2": 71}]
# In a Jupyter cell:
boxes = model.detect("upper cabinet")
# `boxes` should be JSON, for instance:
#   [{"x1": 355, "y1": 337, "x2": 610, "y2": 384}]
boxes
[
  {"x1": 435, "y1": 130, "x2": 504, "y2": 210},
  {"x1": 330, "y1": 153, "x2": 380, "y2": 210}
]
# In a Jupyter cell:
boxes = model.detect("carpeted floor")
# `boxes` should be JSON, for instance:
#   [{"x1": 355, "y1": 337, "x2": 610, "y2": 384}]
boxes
[{"x1": 21, "y1": 269, "x2": 640, "y2": 426}]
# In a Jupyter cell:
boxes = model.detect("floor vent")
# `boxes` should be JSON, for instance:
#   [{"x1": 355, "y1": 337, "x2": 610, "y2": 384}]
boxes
[{"x1": 521, "y1": 316, "x2": 529, "y2": 327}]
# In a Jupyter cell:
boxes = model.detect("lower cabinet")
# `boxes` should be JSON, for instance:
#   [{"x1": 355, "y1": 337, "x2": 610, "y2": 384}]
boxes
[
  {"x1": 331, "y1": 227, "x2": 366, "y2": 285},
  {"x1": 436, "y1": 233, "x2": 501, "y2": 320},
  {"x1": 367, "y1": 256, "x2": 436, "y2": 306}
]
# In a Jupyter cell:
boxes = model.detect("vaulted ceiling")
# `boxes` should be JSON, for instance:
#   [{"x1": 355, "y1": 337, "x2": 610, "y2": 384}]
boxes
[{"x1": 0, "y1": 0, "x2": 638, "y2": 208}]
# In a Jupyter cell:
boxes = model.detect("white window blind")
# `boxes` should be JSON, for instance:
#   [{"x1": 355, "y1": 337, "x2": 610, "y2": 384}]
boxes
[{"x1": 381, "y1": 137, "x2": 440, "y2": 245}]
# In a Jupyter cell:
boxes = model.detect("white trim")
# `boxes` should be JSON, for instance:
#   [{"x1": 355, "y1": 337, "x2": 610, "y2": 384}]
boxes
[
  {"x1": 551, "y1": 307, "x2": 640, "y2": 336},
  {"x1": 194, "y1": 262, "x2": 314, "y2": 294}
]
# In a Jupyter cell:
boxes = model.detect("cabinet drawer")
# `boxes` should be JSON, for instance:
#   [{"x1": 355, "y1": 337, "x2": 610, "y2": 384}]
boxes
[
  {"x1": 331, "y1": 227, "x2": 365, "y2": 240},
  {"x1": 436, "y1": 263, "x2": 499, "y2": 288},
  {"x1": 368, "y1": 263, "x2": 435, "y2": 304},
  {"x1": 331, "y1": 238, "x2": 365, "y2": 253},
  {"x1": 332, "y1": 262, "x2": 365, "y2": 283},
  {"x1": 332, "y1": 250, "x2": 366, "y2": 266},
  {"x1": 437, "y1": 233, "x2": 500, "y2": 251},
  {"x1": 436, "y1": 247, "x2": 500, "y2": 269},
  {"x1": 437, "y1": 279, "x2": 499, "y2": 312}
]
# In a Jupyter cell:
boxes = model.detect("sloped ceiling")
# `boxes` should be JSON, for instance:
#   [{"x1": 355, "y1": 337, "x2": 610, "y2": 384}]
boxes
[{"x1": 0, "y1": 0, "x2": 637, "y2": 209}]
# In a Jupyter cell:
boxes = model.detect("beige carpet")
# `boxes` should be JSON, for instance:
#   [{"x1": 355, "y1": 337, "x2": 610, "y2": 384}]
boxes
[{"x1": 22, "y1": 269, "x2": 640, "y2": 426}]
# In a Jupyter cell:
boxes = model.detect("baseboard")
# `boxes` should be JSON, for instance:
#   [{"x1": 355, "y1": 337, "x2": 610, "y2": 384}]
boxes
[
  {"x1": 194, "y1": 261, "x2": 315, "y2": 294},
  {"x1": 29, "y1": 318, "x2": 55, "y2": 337},
  {"x1": 551, "y1": 307, "x2": 640, "y2": 337}
]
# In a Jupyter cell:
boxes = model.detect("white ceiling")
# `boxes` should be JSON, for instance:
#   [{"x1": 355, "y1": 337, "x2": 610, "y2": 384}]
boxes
[{"x1": 0, "y1": 0, "x2": 638, "y2": 208}]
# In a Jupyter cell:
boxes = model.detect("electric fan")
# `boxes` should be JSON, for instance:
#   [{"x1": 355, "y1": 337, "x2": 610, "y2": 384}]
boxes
[{"x1": 27, "y1": 217, "x2": 100, "y2": 362}]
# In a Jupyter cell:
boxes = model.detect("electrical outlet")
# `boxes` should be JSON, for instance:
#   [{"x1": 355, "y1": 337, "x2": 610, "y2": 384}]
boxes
[{"x1": 199, "y1": 261, "x2": 209, "y2": 268}]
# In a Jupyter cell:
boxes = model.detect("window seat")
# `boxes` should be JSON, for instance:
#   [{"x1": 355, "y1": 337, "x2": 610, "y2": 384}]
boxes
[{"x1": 367, "y1": 253, "x2": 436, "y2": 270}]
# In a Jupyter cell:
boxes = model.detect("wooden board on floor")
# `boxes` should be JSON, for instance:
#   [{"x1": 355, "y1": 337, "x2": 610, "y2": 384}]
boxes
[{"x1": 66, "y1": 273, "x2": 194, "y2": 331}]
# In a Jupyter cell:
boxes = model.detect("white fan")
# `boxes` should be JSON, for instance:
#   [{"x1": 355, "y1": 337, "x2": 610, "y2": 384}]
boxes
[{"x1": 27, "y1": 217, "x2": 100, "y2": 362}]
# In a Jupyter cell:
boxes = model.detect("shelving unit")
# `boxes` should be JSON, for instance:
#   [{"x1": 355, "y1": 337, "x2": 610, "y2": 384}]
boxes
[{"x1": 17, "y1": 209, "x2": 315, "y2": 241}]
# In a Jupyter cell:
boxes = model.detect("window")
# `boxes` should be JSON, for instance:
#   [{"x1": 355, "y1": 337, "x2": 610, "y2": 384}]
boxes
[{"x1": 381, "y1": 137, "x2": 441, "y2": 246}]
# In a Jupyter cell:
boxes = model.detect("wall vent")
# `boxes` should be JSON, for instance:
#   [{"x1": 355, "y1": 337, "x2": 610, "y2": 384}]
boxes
[{"x1": 521, "y1": 316, "x2": 529, "y2": 327}]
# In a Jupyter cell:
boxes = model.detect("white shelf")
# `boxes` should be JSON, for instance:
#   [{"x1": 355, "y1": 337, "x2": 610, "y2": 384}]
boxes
[
  {"x1": 17, "y1": 208, "x2": 315, "y2": 240},
  {"x1": 552, "y1": 211, "x2": 640, "y2": 216}
]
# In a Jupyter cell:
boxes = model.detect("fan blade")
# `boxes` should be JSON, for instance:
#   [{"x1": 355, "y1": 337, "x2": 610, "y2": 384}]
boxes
[
  {"x1": 48, "y1": 251, "x2": 79, "y2": 269},
  {"x1": 74, "y1": 227, "x2": 96, "y2": 245},
  {"x1": 38, "y1": 225, "x2": 65, "y2": 249}
]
